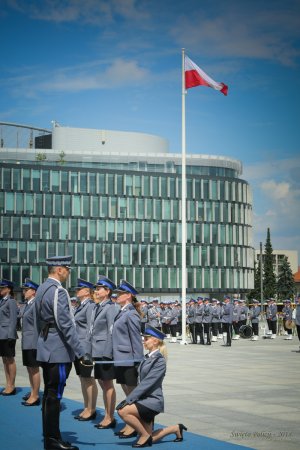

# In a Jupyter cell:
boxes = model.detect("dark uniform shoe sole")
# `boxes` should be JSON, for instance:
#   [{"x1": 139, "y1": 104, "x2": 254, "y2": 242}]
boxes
[{"x1": 44, "y1": 438, "x2": 79, "y2": 450}]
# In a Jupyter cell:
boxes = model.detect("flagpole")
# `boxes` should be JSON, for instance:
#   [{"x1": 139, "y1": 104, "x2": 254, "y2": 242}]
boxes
[{"x1": 181, "y1": 48, "x2": 187, "y2": 345}]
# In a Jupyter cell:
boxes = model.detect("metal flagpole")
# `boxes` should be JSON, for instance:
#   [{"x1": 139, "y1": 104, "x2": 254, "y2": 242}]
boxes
[{"x1": 181, "y1": 48, "x2": 187, "y2": 345}]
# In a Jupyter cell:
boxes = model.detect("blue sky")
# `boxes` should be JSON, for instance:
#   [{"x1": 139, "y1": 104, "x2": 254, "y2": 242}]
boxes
[{"x1": 1, "y1": 0, "x2": 300, "y2": 263}]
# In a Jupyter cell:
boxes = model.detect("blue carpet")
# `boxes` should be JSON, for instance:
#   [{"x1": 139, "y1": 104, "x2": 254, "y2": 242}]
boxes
[{"x1": 0, "y1": 387, "x2": 255, "y2": 450}]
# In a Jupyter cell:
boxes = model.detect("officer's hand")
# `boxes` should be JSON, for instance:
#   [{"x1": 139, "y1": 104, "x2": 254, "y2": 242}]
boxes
[
  {"x1": 80, "y1": 353, "x2": 94, "y2": 367},
  {"x1": 116, "y1": 400, "x2": 128, "y2": 410}
]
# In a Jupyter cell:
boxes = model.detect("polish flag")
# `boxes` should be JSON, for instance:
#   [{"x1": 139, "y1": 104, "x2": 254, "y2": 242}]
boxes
[{"x1": 185, "y1": 55, "x2": 228, "y2": 96}]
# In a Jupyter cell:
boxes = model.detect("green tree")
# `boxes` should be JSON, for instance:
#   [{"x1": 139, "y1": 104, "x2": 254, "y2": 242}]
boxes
[
  {"x1": 35, "y1": 152, "x2": 46, "y2": 162},
  {"x1": 248, "y1": 259, "x2": 262, "y2": 300},
  {"x1": 277, "y1": 257, "x2": 295, "y2": 300},
  {"x1": 263, "y1": 228, "x2": 276, "y2": 298}
]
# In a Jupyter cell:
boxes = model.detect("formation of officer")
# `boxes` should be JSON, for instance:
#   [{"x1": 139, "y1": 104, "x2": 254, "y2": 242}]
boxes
[{"x1": 249, "y1": 299, "x2": 261, "y2": 340}]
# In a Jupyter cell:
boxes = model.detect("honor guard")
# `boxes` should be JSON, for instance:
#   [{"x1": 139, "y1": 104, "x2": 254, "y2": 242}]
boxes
[
  {"x1": 187, "y1": 299, "x2": 197, "y2": 344},
  {"x1": 168, "y1": 302, "x2": 179, "y2": 343},
  {"x1": 232, "y1": 298, "x2": 241, "y2": 340},
  {"x1": 35, "y1": 256, "x2": 93, "y2": 450},
  {"x1": 140, "y1": 300, "x2": 149, "y2": 334},
  {"x1": 195, "y1": 297, "x2": 204, "y2": 345},
  {"x1": 211, "y1": 298, "x2": 220, "y2": 342},
  {"x1": 221, "y1": 295, "x2": 233, "y2": 347},
  {"x1": 283, "y1": 300, "x2": 293, "y2": 340},
  {"x1": 203, "y1": 298, "x2": 212, "y2": 345},
  {"x1": 21, "y1": 278, "x2": 41, "y2": 406},
  {"x1": 249, "y1": 300, "x2": 260, "y2": 341},
  {"x1": 0, "y1": 279, "x2": 18, "y2": 396},
  {"x1": 266, "y1": 298, "x2": 277, "y2": 339},
  {"x1": 147, "y1": 299, "x2": 162, "y2": 330}
]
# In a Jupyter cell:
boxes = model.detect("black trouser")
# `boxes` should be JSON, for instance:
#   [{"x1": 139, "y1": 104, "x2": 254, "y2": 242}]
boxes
[
  {"x1": 232, "y1": 321, "x2": 239, "y2": 335},
  {"x1": 218, "y1": 323, "x2": 223, "y2": 334},
  {"x1": 189, "y1": 323, "x2": 197, "y2": 343},
  {"x1": 195, "y1": 323, "x2": 204, "y2": 344},
  {"x1": 211, "y1": 322, "x2": 218, "y2": 337},
  {"x1": 297, "y1": 325, "x2": 300, "y2": 342},
  {"x1": 283, "y1": 319, "x2": 293, "y2": 335},
  {"x1": 41, "y1": 362, "x2": 72, "y2": 439},
  {"x1": 267, "y1": 320, "x2": 277, "y2": 334},
  {"x1": 252, "y1": 322, "x2": 259, "y2": 336},
  {"x1": 177, "y1": 321, "x2": 182, "y2": 335},
  {"x1": 222, "y1": 323, "x2": 232, "y2": 346},
  {"x1": 170, "y1": 324, "x2": 177, "y2": 338},
  {"x1": 162, "y1": 323, "x2": 170, "y2": 335},
  {"x1": 203, "y1": 323, "x2": 211, "y2": 344}
]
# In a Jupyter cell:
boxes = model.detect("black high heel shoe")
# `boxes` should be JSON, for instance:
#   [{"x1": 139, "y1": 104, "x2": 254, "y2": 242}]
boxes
[
  {"x1": 132, "y1": 435, "x2": 153, "y2": 448},
  {"x1": 94, "y1": 419, "x2": 116, "y2": 429},
  {"x1": 77, "y1": 411, "x2": 97, "y2": 421},
  {"x1": 119, "y1": 431, "x2": 138, "y2": 439},
  {"x1": 174, "y1": 424, "x2": 187, "y2": 442}
]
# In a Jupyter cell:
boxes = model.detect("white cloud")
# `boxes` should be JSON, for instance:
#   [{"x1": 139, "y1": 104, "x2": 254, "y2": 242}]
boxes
[{"x1": 260, "y1": 180, "x2": 290, "y2": 200}]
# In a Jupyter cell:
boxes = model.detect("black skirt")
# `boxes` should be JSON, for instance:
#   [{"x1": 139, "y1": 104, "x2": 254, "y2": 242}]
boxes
[
  {"x1": 94, "y1": 358, "x2": 116, "y2": 381},
  {"x1": 0, "y1": 339, "x2": 16, "y2": 357},
  {"x1": 115, "y1": 365, "x2": 138, "y2": 386},
  {"x1": 22, "y1": 349, "x2": 39, "y2": 367},
  {"x1": 136, "y1": 402, "x2": 159, "y2": 423}
]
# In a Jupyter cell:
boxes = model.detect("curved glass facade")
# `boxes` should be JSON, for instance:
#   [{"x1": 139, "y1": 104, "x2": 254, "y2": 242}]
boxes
[{"x1": 0, "y1": 157, "x2": 254, "y2": 295}]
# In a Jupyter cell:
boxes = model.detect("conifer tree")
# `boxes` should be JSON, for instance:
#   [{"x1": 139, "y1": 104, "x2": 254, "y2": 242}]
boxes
[
  {"x1": 277, "y1": 257, "x2": 295, "y2": 300},
  {"x1": 263, "y1": 228, "x2": 276, "y2": 298}
]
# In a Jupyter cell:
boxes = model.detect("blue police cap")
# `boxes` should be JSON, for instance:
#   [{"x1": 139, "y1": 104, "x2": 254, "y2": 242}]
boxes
[
  {"x1": 285, "y1": 299, "x2": 291, "y2": 304},
  {"x1": 114, "y1": 280, "x2": 139, "y2": 296},
  {"x1": 46, "y1": 255, "x2": 73, "y2": 268},
  {"x1": 75, "y1": 278, "x2": 94, "y2": 290},
  {"x1": 143, "y1": 325, "x2": 166, "y2": 340},
  {"x1": 0, "y1": 278, "x2": 14, "y2": 288},
  {"x1": 22, "y1": 278, "x2": 39, "y2": 290},
  {"x1": 204, "y1": 297, "x2": 210, "y2": 302},
  {"x1": 212, "y1": 298, "x2": 218, "y2": 302},
  {"x1": 197, "y1": 296, "x2": 203, "y2": 301},
  {"x1": 95, "y1": 275, "x2": 116, "y2": 291}
]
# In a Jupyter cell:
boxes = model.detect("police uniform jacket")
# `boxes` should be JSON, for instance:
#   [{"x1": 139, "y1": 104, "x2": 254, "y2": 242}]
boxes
[
  {"x1": 22, "y1": 298, "x2": 38, "y2": 350},
  {"x1": 232, "y1": 304, "x2": 240, "y2": 323},
  {"x1": 211, "y1": 305, "x2": 221, "y2": 323},
  {"x1": 295, "y1": 304, "x2": 300, "y2": 326},
  {"x1": 0, "y1": 295, "x2": 18, "y2": 340},
  {"x1": 195, "y1": 304, "x2": 204, "y2": 323},
  {"x1": 74, "y1": 298, "x2": 94, "y2": 353},
  {"x1": 282, "y1": 306, "x2": 292, "y2": 321},
  {"x1": 87, "y1": 299, "x2": 118, "y2": 358},
  {"x1": 202, "y1": 304, "x2": 212, "y2": 323},
  {"x1": 147, "y1": 306, "x2": 161, "y2": 328},
  {"x1": 266, "y1": 303, "x2": 277, "y2": 321},
  {"x1": 141, "y1": 305, "x2": 148, "y2": 324},
  {"x1": 35, "y1": 277, "x2": 85, "y2": 363},
  {"x1": 249, "y1": 306, "x2": 260, "y2": 324},
  {"x1": 221, "y1": 303, "x2": 233, "y2": 323},
  {"x1": 239, "y1": 305, "x2": 248, "y2": 321},
  {"x1": 187, "y1": 305, "x2": 196, "y2": 324},
  {"x1": 169, "y1": 307, "x2": 179, "y2": 325},
  {"x1": 112, "y1": 303, "x2": 143, "y2": 367},
  {"x1": 126, "y1": 350, "x2": 166, "y2": 413}
]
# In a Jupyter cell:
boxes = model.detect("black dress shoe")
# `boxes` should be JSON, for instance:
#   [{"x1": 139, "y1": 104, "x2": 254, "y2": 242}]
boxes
[
  {"x1": 22, "y1": 392, "x2": 31, "y2": 401},
  {"x1": 174, "y1": 423, "x2": 187, "y2": 442},
  {"x1": 94, "y1": 419, "x2": 116, "y2": 429},
  {"x1": 44, "y1": 437, "x2": 79, "y2": 450},
  {"x1": 132, "y1": 435, "x2": 153, "y2": 447},
  {"x1": 77, "y1": 411, "x2": 96, "y2": 421},
  {"x1": 1, "y1": 388, "x2": 16, "y2": 396},
  {"x1": 119, "y1": 431, "x2": 138, "y2": 439},
  {"x1": 22, "y1": 398, "x2": 41, "y2": 406},
  {"x1": 74, "y1": 415, "x2": 82, "y2": 420}
]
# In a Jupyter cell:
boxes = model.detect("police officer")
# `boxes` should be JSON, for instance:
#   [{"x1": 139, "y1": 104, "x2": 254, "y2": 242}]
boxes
[
  {"x1": 35, "y1": 256, "x2": 92, "y2": 450},
  {"x1": 238, "y1": 299, "x2": 248, "y2": 331},
  {"x1": 249, "y1": 299, "x2": 261, "y2": 341},
  {"x1": 160, "y1": 301, "x2": 171, "y2": 337},
  {"x1": 140, "y1": 300, "x2": 149, "y2": 334},
  {"x1": 0, "y1": 278, "x2": 18, "y2": 396},
  {"x1": 195, "y1": 297, "x2": 204, "y2": 345},
  {"x1": 168, "y1": 301, "x2": 179, "y2": 343},
  {"x1": 187, "y1": 299, "x2": 197, "y2": 344},
  {"x1": 221, "y1": 295, "x2": 233, "y2": 347},
  {"x1": 147, "y1": 299, "x2": 161, "y2": 330},
  {"x1": 73, "y1": 278, "x2": 96, "y2": 421},
  {"x1": 211, "y1": 298, "x2": 220, "y2": 342},
  {"x1": 232, "y1": 298, "x2": 240, "y2": 340},
  {"x1": 88, "y1": 275, "x2": 118, "y2": 429},
  {"x1": 21, "y1": 278, "x2": 41, "y2": 406},
  {"x1": 283, "y1": 300, "x2": 293, "y2": 340},
  {"x1": 295, "y1": 295, "x2": 300, "y2": 350},
  {"x1": 112, "y1": 280, "x2": 144, "y2": 439},
  {"x1": 266, "y1": 298, "x2": 277, "y2": 339},
  {"x1": 203, "y1": 298, "x2": 212, "y2": 345}
]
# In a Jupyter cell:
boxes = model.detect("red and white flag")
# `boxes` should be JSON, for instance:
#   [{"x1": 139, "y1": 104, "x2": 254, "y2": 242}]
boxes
[{"x1": 185, "y1": 55, "x2": 228, "y2": 96}]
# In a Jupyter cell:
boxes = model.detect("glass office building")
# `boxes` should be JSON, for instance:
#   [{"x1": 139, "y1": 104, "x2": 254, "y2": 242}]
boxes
[{"x1": 0, "y1": 123, "x2": 254, "y2": 296}]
